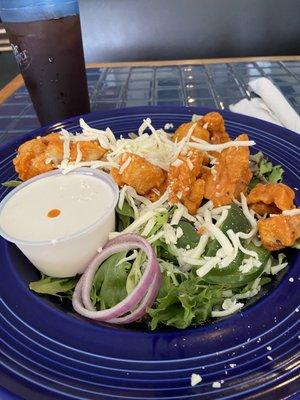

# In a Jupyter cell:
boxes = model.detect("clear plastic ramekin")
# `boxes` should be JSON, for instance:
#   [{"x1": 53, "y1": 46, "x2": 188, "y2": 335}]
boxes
[{"x1": 0, "y1": 168, "x2": 119, "y2": 278}]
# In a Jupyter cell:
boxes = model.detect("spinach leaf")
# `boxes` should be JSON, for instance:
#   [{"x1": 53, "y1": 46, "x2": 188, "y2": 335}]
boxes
[
  {"x1": 116, "y1": 201, "x2": 134, "y2": 231},
  {"x1": 175, "y1": 221, "x2": 200, "y2": 249},
  {"x1": 205, "y1": 203, "x2": 252, "y2": 257},
  {"x1": 202, "y1": 243, "x2": 270, "y2": 287},
  {"x1": 155, "y1": 240, "x2": 178, "y2": 263},
  {"x1": 91, "y1": 251, "x2": 131, "y2": 310},
  {"x1": 29, "y1": 275, "x2": 78, "y2": 299}
]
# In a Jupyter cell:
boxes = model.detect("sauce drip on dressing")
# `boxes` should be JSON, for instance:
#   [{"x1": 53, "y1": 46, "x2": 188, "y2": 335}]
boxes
[{"x1": 47, "y1": 209, "x2": 61, "y2": 218}]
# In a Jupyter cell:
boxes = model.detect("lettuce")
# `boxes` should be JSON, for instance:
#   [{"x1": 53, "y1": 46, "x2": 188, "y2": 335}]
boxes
[
  {"x1": 249, "y1": 152, "x2": 284, "y2": 191},
  {"x1": 148, "y1": 272, "x2": 223, "y2": 330},
  {"x1": 29, "y1": 275, "x2": 78, "y2": 299},
  {"x1": 2, "y1": 180, "x2": 22, "y2": 188}
]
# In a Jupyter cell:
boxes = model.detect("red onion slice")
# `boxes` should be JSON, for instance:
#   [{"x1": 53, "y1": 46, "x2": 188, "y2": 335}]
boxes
[{"x1": 72, "y1": 234, "x2": 161, "y2": 323}]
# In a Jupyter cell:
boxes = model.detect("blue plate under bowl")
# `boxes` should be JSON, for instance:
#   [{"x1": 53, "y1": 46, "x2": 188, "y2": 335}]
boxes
[{"x1": 0, "y1": 106, "x2": 299, "y2": 400}]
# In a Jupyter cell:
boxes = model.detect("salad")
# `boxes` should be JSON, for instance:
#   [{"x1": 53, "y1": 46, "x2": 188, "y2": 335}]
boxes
[{"x1": 4, "y1": 111, "x2": 300, "y2": 330}]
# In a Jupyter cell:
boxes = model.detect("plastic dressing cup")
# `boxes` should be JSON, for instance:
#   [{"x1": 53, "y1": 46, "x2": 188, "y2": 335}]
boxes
[{"x1": 0, "y1": 168, "x2": 119, "y2": 278}]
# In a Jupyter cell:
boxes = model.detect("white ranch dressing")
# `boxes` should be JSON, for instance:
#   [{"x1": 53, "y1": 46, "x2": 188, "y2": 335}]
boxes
[{"x1": 0, "y1": 174, "x2": 114, "y2": 242}]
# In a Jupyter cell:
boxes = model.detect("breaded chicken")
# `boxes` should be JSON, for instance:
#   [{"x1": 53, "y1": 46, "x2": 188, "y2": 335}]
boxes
[
  {"x1": 168, "y1": 149, "x2": 206, "y2": 214},
  {"x1": 172, "y1": 112, "x2": 230, "y2": 147},
  {"x1": 204, "y1": 134, "x2": 253, "y2": 206},
  {"x1": 199, "y1": 112, "x2": 230, "y2": 144},
  {"x1": 247, "y1": 183, "x2": 295, "y2": 215},
  {"x1": 182, "y1": 178, "x2": 205, "y2": 215},
  {"x1": 13, "y1": 138, "x2": 51, "y2": 181},
  {"x1": 13, "y1": 133, "x2": 107, "y2": 181},
  {"x1": 258, "y1": 214, "x2": 300, "y2": 251},
  {"x1": 172, "y1": 122, "x2": 210, "y2": 143},
  {"x1": 111, "y1": 152, "x2": 166, "y2": 195}
]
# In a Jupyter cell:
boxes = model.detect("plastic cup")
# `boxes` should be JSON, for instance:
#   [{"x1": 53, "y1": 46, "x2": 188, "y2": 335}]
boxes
[
  {"x1": 0, "y1": 0, "x2": 90, "y2": 126},
  {"x1": 0, "y1": 168, "x2": 119, "y2": 278}
]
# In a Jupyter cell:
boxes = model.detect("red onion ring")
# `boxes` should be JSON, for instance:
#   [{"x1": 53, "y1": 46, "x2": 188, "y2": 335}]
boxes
[{"x1": 72, "y1": 234, "x2": 161, "y2": 323}]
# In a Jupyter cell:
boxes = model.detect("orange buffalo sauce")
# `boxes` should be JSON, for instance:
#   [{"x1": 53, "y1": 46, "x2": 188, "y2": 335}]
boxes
[{"x1": 47, "y1": 208, "x2": 61, "y2": 218}]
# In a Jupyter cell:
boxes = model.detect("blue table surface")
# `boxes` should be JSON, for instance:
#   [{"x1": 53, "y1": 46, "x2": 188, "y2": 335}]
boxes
[{"x1": 0, "y1": 60, "x2": 300, "y2": 145}]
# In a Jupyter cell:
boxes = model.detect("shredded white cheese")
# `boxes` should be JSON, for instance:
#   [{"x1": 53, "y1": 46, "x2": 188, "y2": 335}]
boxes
[
  {"x1": 170, "y1": 204, "x2": 185, "y2": 226},
  {"x1": 171, "y1": 159, "x2": 183, "y2": 167},
  {"x1": 215, "y1": 209, "x2": 228, "y2": 228},
  {"x1": 191, "y1": 373, "x2": 202, "y2": 386},
  {"x1": 59, "y1": 129, "x2": 71, "y2": 169},
  {"x1": 117, "y1": 250, "x2": 138, "y2": 266},
  {"x1": 138, "y1": 118, "x2": 152, "y2": 136},
  {"x1": 282, "y1": 209, "x2": 300, "y2": 216},
  {"x1": 147, "y1": 230, "x2": 165, "y2": 244},
  {"x1": 45, "y1": 157, "x2": 53, "y2": 165},
  {"x1": 186, "y1": 158, "x2": 194, "y2": 171},
  {"x1": 238, "y1": 258, "x2": 261, "y2": 273},
  {"x1": 190, "y1": 232, "x2": 210, "y2": 259},
  {"x1": 251, "y1": 277, "x2": 261, "y2": 290},
  {"x1": 196, "y1": 256, "x2": 221, "y2": 277},
  {"x1": 204, "y1": 223, "x2": 233, "y2": 256},
  {"x1": 75, "y1": 142, "x2": 82, "y2": 164},
  {"x1": 121, "y1": 209, "x2": 160, "y2": 234},
  {"x1": 211, "y1": 298, "x2": 244, "y2": 317},
  {"x1": 234, "y1": 287, "x2": 260, "y2": 300},
  {"x1": 141, "y1": 217, "x2": 156, "y2": 236},
  {"x1": 118, "y1": 185, "x2": 127, "y2": 210},
  {"x1": 271, "y1": 254, "x2": 288, "y2": 275},
  {"x1": 218, "y1": 229, "x2": 239, "y2": 269},
  {"x1": 164, "y1": 123, "x2": 174, "y2": 130},
  {"x1": 198, "y1": 200, "x2": 213, "y2": 215},
  {"x1": 189, "y1": 138, "x2": 255, "y2": 152},
  {"x1": 119, "y1": 156, "x2": 132, "y2": 174},
  {"x1": 163, "y1": 224, "x2": 178, "y2": 245},
  {"x1": 240, "y1": 193, "x2": 257, "y2": 229}
]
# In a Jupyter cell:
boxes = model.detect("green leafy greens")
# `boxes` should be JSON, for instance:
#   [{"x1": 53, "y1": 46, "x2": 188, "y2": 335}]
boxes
[
  {"x1": 29, "y1": 275, "x2": 79, "y2": 299},
  {"x1": 249, "y1": 152, "x2": 284, "y2": 191},
  {"x1": 2, "y1": 180, "x2": 22, "y2": 188}
]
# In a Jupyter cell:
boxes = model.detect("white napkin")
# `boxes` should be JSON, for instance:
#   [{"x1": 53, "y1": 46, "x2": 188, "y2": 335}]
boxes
[{"x1": 229, "y1": 77, "x2": 300, "y2": 133}]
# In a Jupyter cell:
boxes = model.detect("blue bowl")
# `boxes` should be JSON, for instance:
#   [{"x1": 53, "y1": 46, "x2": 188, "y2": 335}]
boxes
[{"x1": 0, "y1": 106, "x2": 299, "y2": 400}]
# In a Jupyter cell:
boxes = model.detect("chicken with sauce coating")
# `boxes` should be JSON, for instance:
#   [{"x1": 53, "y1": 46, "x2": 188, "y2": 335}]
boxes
[
  {"x1": 247, "y1": 183, "x2": 295, "y2": 215},
  {"x1": 13, "y1": 133, "x2": 107, "y2": 181},
  {"x1": 111, "y1": 152, "x2": 166, "y2": 196},
  {"x1": 204, "y1": 134, "x2": 253, "y2": 206},
  {"x1": 258, "y1": 214, "x2": 300, "y2": 251}
]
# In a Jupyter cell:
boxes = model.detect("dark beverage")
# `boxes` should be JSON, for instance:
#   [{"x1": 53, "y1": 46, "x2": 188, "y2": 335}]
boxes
[{"x1": 4, "y1": 14, "x2": 90, "y2": 125}]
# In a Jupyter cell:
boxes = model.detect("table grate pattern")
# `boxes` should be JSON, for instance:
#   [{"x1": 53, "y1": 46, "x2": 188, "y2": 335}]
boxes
[{"x1": 0, "y1": 61, "x2": 300, "y2": 144}]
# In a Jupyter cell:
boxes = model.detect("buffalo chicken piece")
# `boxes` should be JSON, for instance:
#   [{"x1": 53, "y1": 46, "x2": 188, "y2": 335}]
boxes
[
  {"x1": 258, "y1": 214, "x2": 300, "y2": 251},
  {"x1": 168, "y1": 148, "x2": 206, "y2": 214},
  {"x1": 199, "y1": 112, "x2": 230, "y2": 144},
  {"x1": 13, "y1": 133, "x2": 107, "y2": 181},
  {"x1": 111, "y1": 152, "x2": 166, "y2": 196},
  {"x1": 172, "y1": 112, "x2": 230, "y2": 146},
  {"x1": 247, "y1": 183, "x2": 295, "y2": 215},
  {"x1": 204, "y1": 134, "x2": 253, "y2": 206},
  {"x1": 172, "y1": 122, "x2": 210, "y2": 143}
]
